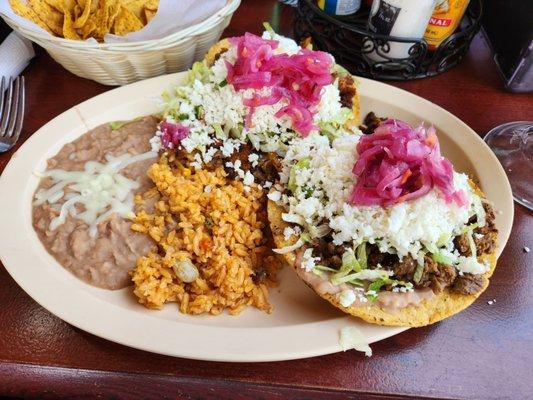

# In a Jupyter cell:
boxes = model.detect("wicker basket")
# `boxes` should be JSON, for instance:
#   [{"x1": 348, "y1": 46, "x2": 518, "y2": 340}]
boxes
[{"x1": 1, "y1": 0, "x2": 241, "y2": 85}]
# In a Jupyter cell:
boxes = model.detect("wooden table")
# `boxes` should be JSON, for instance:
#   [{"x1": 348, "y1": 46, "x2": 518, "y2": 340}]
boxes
[{"x1": 1, "y1": 1, "x2": 532, "y2": 399}]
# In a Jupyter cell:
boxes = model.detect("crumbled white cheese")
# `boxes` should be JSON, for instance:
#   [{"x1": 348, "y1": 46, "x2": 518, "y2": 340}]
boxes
[
  {"x1": 283, "y1": 225, "x2": 301, "y2": 241},
  {"x1": 202, "y1": 146, "x2": 218, "y2": 164},
  {"x1": 456, "y1": 256, "x2": 489, "y2": 275},
  {"x1": 220, "y1": 138, "x2": 243, "y2": 157},
  {"x1": 267, "y1": 190, "x2": 282, "y2": 202},
  {"x1": 279, "y1": 131, "x2": 477, "y2": 259},
  {"x1": 339, "y1": 289, "x2": 356, "y2": 307},
  {"x1": 243, "y1": 171, "x2": 255, "y2": 186},
  {"x1": 149, "y1": 134, "x2": 162, "y2": 152},
  {"x1": 248, "y1": 153, "x2": 259, "y2": 167},
  {"x1": 204, "y1": 185, "x2": 212, "y2": 193},
  {"x1": 300, "y1": 248, "x2": 320, "y2": 272}
]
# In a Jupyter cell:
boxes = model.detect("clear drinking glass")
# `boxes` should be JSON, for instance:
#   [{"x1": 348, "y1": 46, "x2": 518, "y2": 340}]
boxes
[{"x1": 484, "y1": 121, "x2": 533, "y2": 211}]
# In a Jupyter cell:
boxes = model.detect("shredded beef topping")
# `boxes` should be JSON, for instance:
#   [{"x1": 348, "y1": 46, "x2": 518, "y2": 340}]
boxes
[
  {"x1": 306, "y1": 203, "x2": 497, "y2": 296},
  {"x1": 416, "y1": 255, "x2": 457, "y2": 293},
  {"x1": 360, "y1": 112, "x2": 386, "y2": 135},
  {"x1": 311, "y1": 238, "x2": 346, "y2": 269},
  {"x1": 392, "y1": 255, "x2": 417, "y2": 279},
  {"x1": 337, "y1": 74, "x2": 356, "y2": 109},
  {"x1": 169, "y1": 143, "x2": 279, "y2": 187},
  {"x1": 455, "y1": 203, "x2": 498, "y2": 257},
  {"x1": 452, "y1": 273, "x2": 487, "y2": 295}
]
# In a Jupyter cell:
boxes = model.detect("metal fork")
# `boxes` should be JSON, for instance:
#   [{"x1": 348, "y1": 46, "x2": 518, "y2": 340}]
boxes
[{"x1": 0, "y1": 76, "x2": 25, "y2": 153}]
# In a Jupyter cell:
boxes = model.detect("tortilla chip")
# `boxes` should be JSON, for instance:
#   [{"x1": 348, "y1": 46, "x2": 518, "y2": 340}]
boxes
[
  {"x1": 205, "y1": 39, "x2": 231, "y2": 66},
  {"x1": 73, "y1": 0, "x2": 92, "y2": 28},
  {"x1": 144, "y1": 7, "x2": 156, "y2": 24},
  {"x1": 62, "y1": 8, "x2": 81, "y2": 39},
  {"x1": 107, "y1": 1, "x2": 121, "y2": 30},
  {"x1": 91, "y1": 0, "x2": 111, "y2": 40},
  {"x1": 122, "y1": 0, "x2": 145, "y2": 20},
  {"x1": 144, "y1": 0, "x2": 158, "y2": 11},
  {"x1": 268, "y1": 180, "x2": 498, "y2": 327},
  {"x1": 27, "y1": 0, "x2": 64, "y2": 36},
  {"x1": 9, "y1": 0, "x2": 54, "y2": 34},
  {"x1": 112, "y1": 5, "x2": 144, "y2": 36},
  {"x1": 78, "y1": 18, "x2": 96, "y2": 39}
]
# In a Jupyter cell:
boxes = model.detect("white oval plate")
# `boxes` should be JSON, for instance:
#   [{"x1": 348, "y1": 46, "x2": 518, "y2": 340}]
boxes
[{"x1": 0, "y1": 73, "x2": 513, "y2": 362}]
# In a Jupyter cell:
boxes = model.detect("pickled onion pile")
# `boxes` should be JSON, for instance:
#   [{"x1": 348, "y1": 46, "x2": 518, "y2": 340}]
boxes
[
  {"x1": 350, "y1": 119, "x2": 467, "y2": 207},
  {"x1": 226, "y1": 33, "x2": 334, "y2": 136},
  {"x1": 160, "y1": 121, "x2": 189, "y2": 150}
]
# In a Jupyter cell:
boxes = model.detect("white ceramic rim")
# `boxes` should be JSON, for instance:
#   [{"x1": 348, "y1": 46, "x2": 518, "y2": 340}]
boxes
[{"x1": 0, "y1": 73, "x2": 513, "y2": 362}]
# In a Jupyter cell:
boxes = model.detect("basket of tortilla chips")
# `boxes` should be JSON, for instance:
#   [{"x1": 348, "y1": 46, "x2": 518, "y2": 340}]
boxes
[{"x1": 0, "y1": 0, "x2": 240, "y2": 85}]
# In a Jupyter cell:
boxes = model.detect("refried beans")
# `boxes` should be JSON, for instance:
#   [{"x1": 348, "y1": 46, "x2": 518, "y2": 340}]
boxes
[{"x1": 32, "y1": 116, "x2": 158, "y2": 289}]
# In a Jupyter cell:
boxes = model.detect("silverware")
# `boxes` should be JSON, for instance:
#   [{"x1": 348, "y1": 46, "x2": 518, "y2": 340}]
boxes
[{"x1": 0, "y1": 76, "x2": 25, "y2": 153}]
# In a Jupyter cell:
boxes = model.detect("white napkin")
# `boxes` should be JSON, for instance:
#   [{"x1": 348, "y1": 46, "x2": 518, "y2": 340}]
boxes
[
  {"x1": 0, "y1": 0, "x2": 226, "y2": 43},
  {"x1": 0, "y1": 31, "x2": 34, "y2": 83}
]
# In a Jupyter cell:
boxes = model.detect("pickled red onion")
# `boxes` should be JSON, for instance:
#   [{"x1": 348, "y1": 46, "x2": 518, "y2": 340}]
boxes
[
  {"x1": 349, "y1": 119, "x2": 466, "y2": 207},
  {"x1": 160, "y1": 121, "x2": 190, "y2": 150},
  {"x1": 226, "y1": 33, "x2": 333, "y2": 136}
]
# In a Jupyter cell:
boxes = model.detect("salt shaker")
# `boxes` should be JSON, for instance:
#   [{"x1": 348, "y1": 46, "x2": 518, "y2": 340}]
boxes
[{"x1": 366, "y1": 0, "x2": 436, "y2": 61}]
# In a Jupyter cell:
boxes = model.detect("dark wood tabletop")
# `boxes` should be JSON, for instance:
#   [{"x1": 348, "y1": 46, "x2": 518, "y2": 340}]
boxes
[{"x1": 1, "y1": 1, "x2": 532, "y2": 399}]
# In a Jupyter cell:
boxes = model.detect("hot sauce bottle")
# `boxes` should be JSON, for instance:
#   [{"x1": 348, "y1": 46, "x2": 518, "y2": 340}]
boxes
[{"x1": 424, "y1": 0, "x2": 470, "y2": 50}]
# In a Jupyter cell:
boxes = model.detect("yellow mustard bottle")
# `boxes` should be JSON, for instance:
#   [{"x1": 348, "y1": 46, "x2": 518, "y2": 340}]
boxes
[{"x1": 424, "y1": 0, "x2": 470, "y2": 50}]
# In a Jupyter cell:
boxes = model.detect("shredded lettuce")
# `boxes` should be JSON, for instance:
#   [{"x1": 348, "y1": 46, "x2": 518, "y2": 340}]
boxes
[
  {"x1": 431, "y1": 251, "x2": 453, "y2": 265},
  {"x1": 472, "y1": 195, "x2": 486, "y2": 227},
  {"x1": 356, "y1": 242, "x2": 367, "y2": 269},
  {"x1": 467, "y1": 231, "x2": 477, "y2": 258},
  {"x1": 263, "y1": 22, "x2": 275, "y2": 35},
  {"x1": 333, "y1": 108, "x2": 352, "y2": 125},
  {"x1": 194, "y1": 105, "x2": 205, "y2": 119},
  {"x1": 109, "y1": 116, "x2": 142, "y2": 131},
  {"x1": 332, "y1": 63, "x2": 350, "y2": 77},
  {"x1": 319, "y1": 122, "x2": 338, "y2": 140},
  {"x1": 288, "y1": 157, "x2": 311, "y2": 193},
  {"x1": 331, "y1": 269, "x2": 392, "y2": 285},
  {"x1": 366, "y1": 278, "x2": 412, "y2": 300},
  {"x1": 458, "y1": 222, "x2": 479, "y2": 235},
  {"x1": 319, "y1": 108, "x2": 352, "y2": 140},
  {"x1": 314, "y1": 265, "x2": 338, "y2": 272},
  {"x1": 213, "y1": 123, "x2": 226, "y2": 140},
  {"x1": 341, "y1": 249, "x2": 362, "y2": 273},
  {"x1": 187, "y1": 60, "x2": 211, "y2": 84},
  {"x1": 272, "y1": 238, "x2": 305, "y2": 254},
  {"x1": 437, "y1": 232, "x2": 451, "y2": 247},
  {"x1": 230, "y1": 123, "x2": 245, "y2": 140},
  {"x1": 300, "y1": 232, "x2": 311, "y2": 243},
  {"x1": 339, "y1": 326, "x2": 372, "y2": 357},
  {"x1": 413, "y1": 262, "x2": 424, "y2": 284}
]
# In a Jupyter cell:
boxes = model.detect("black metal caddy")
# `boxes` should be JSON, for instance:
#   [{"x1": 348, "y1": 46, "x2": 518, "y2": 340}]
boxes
[{"x1": 293, "y1": 0, "x2": 482, "y2": 80}]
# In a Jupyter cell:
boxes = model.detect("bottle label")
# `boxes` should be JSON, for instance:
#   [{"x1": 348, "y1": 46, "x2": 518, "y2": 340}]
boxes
[
  {"x1": 318, "y1": 0, "x2": 361, "y2": 16},
  {"x1": 424, "y1": 0, "x2": 470, "y2": 48},
  {"x1": 368, "y1": 0, "x2": 401, "y2": 35}
]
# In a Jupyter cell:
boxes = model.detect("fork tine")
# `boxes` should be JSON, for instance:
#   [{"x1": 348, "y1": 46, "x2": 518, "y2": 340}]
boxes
[
  {"x1": 0, "y1": 77, "x2": 14, "y2": 137},
  {"x1": 6, "y1": 77, "x2": 22, "y2": 138},
  {"x1": 0, "y1": 77, "x2": 6, "y2": 125},
  {"x1": 10, "y1": 76, "x2": 25, "y2": 141}
]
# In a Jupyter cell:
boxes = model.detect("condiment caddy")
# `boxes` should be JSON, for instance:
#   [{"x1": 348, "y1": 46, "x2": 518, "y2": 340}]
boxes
[{"x1": 294, "y1": 0, "x2": 481, "y2": 80}]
